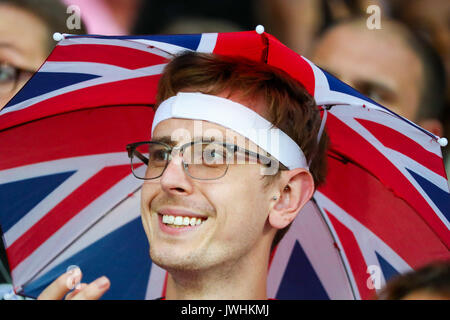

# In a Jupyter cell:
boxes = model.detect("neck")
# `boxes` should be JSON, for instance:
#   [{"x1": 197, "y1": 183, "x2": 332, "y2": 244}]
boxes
[{"x1": 165, "y1": 246, "x2": 270, "y2": 300}]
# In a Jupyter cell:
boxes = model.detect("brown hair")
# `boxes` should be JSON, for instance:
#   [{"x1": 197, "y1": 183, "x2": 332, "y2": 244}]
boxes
[
  {"x1": 156, "y1": 51, "x2": 329, "y2": 250},
  {"x1": 377, "y1": 260, "x2": 450, "y2": 300}
]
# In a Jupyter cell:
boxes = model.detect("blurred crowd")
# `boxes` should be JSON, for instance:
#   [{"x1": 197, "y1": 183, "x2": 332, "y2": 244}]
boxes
[{"x1": 0, "y1": 0, "x2": 449, "y2": 299}]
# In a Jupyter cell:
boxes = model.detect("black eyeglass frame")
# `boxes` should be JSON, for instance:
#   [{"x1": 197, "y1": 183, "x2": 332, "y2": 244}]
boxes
[{"x1": 126, "y1": 140, "x2": 287, "y2": 180}]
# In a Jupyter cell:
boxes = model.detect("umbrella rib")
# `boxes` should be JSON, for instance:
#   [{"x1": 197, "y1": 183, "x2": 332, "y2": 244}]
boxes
[
  {"x1": 310, "y1": 197, "x2": 358, "y2": 300},
  {"x1": 0, "y1": 260, "x2": 12, "y2": 284},
  {"x1": 327, "y1": 150, "x2": 450, "y2": 251},
  {"x1": 260, "y1": 33, "x2": 269, "y2": 64},
  {"x1": 19, "y1": 185, "x2": 143, "y2": 292}
]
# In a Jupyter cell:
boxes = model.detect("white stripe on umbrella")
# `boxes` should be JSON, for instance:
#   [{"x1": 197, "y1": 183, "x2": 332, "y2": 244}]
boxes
[
  {"x1": 0, "y1": 62, "x2": 166, "y2": 116},
  {"x1": 315, "y1": 191, "x2": 414, "y2": 290},
  {"x1": 27, "y1": 190, "x2": 142, "y2": 286},
  {"x1": 2, "y1": 153, "x2": 130, "y2": 245},
  {"x1": 10, "y1": 171, "x2": 140, "y2": 291},
  {"x1": 267, "y1": 200, "x2": 356, "y2": 299},
  {"x1": 331, "y1": 106, "x2": 450, "y2": 229}
]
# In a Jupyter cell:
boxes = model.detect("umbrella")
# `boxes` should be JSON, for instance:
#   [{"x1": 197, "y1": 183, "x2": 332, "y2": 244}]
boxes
[{"x1": 0, "y1": 30, "x2": 449, "y2": 300}]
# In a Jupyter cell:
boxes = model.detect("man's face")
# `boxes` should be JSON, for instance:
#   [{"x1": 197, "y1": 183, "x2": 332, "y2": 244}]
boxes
[
  {"x1": 0, "y1": 4, "x2": 48, "y2": 109},
  {"x1": 312, "y1": 24, "x2": 423, "y2": 121},
  {"x1": 140, "y1": 102, "x2": 277, "y2": 272}
]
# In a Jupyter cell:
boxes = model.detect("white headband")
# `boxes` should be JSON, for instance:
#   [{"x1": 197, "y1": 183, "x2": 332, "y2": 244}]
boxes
[{"x1": 151, "y1": 92, "x2": 309, "y2": 170}]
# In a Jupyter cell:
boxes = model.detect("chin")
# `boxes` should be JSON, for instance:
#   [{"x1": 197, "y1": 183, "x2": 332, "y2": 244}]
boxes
[{"x1": 149, "y1": 244, "x2": 208, "y2": 272}]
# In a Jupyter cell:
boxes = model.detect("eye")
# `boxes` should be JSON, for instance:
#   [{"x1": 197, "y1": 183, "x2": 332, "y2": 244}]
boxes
[
  {"x1": 202, "y1": 144, "x2": 227, "y2": 166},
  {"x1": 0, "y1": 63, "x2": 17, "y2": 83},
  {"x1": 152, "y1": 149, "x2": 168, "y2": 161}
]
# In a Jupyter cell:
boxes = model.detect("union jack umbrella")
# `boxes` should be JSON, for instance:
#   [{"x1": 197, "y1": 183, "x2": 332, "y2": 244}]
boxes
[{"x1": 0, "y1": 30, "x2": 449, "y2": 300}]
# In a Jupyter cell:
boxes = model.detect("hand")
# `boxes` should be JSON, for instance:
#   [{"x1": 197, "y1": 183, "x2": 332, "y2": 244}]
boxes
[{"x1": 37, "y1": 267, "x2": 110, "y2": 300}]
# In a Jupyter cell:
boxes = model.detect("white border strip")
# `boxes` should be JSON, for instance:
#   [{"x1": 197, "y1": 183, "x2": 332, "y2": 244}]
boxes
[
  {"x1": 1, "y1": 153, "x2": 129, "y2": 245},
  {"x1": 196, "y1": 33, "x2": 218, "y2": 53}
]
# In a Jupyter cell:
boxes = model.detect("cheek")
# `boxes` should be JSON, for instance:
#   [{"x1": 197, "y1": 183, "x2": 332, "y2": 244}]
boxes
[
  {"x1": 140, "y1": 181, "x2": 160, "y2": 204},
  {"x1": 0, "y1": 93, "x2": 14, "y2": 109},
  {"x1": 206, "y1": 178, "x2": 270, "y2": 239}
]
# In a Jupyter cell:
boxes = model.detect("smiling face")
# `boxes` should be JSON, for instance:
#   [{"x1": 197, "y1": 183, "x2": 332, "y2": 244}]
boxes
[
  {"x1": 140, "y1": 117, "x2": 279, "y2": 272},
  {"x1": 0, "y1": 4, "x2": 49, "y2": 109}
]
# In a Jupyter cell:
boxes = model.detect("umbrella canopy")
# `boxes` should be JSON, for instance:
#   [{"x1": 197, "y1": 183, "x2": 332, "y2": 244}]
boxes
[{"x1": 0, "y1": 31, "x2": 448, "y2": 300}]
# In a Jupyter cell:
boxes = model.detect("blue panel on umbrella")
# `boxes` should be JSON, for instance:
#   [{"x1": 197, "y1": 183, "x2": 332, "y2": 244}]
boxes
[
  {"x1": 322, "y1": 69, "x2": 385, "y2": 109},
  {"x1": 375, "y1": 252, "x2": 400, "y2": 282},
  {"x1": 141, "y1": 34, "x2": 202, "y2": 51},
  {"x1": 275, "y1": 241, "x2": 329, "y2": 300},
  {"x1": 22, "y1": 217, "x2": 152, "y2": 300},
  {"x1": 406, "y1": 168, "x2": 450, "y2": 221},
  {"x1": 4, "y1": 72, "x2": 100, "y2": 108},
  {"x1": 0, "y1": 171, "x2": 75, "y2": 233},
  {"x1": 73, "y1": 34, "x2": 202, "y2": 51}
]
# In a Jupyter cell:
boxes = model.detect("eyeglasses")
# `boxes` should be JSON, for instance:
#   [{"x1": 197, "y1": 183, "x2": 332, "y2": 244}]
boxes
[
  {"x1": 0, "y1": 62, "x2": 35, "y2": 96},
  {"x1": 126, "y1": 140, "x2": 284, "y2": 180}
]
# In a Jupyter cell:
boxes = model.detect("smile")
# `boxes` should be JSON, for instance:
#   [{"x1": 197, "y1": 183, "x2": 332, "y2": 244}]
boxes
[
  {"x1": 155, "y1": 208, "x2": 209, "y2": 234},
  {"x1": 162, "y1": 214, "x2": 207, "y2": 227}
]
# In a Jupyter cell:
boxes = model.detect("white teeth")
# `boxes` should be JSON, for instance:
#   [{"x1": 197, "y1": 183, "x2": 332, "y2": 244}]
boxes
[
  {"x1": 174, "y1": 216, "x2": 183, "y2": 226},
  {"x1": 162, "y1": 214, "x2": 206, "y2": 227}
]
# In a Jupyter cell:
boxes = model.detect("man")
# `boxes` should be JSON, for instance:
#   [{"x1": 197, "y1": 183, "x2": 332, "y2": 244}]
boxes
[
  {"x1": 311, "y1": 18, "x2": 446, "y2": 138},
  {"x1": 37, "y1": 51, "x2": 328, "y2": 300}
]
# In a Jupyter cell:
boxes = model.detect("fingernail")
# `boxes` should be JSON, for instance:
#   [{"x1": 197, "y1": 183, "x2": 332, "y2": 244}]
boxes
[
  {"x1": 94, "y1": 276, "x2": 109, "y2": 290},
  {"x1": 65, "y1": 267, "x2": 82, "y2": 290},
  {"x1": 66, "y1": 266, "x2": 81, "y2": 276}
]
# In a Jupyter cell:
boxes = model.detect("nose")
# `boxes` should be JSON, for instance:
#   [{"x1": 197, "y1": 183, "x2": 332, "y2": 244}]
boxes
[{"x1": 159, "y1": 153, "x2": 193, "y2": 195}]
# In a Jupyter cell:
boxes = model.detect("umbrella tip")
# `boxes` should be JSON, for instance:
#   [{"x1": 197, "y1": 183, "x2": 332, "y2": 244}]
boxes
[
  {"x1": 437, "y1": 137, "x2": 448, "y2": 147},
  {"x1": 53, "y1": 32, "x2": 65, "y2": 42},
  {"x1": 255, "y1": 25, "x2": 265, "y2": 34}
]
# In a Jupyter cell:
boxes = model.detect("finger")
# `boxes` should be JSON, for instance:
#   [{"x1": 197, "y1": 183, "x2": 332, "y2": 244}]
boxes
[
  {"x1": 65, "y1": 283, "x2": 88, "y2": 300},
  {"x1": 72, "y1": 276, "x2": 110, "y2": 300},
  {"x1": 37, "y1": 267, "x2": 83, "y2": 300}
]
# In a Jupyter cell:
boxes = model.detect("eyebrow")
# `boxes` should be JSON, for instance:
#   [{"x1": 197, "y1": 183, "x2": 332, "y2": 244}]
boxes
[
  {"x1": 151, "y1": 136, "x2": 216, "y2": 146},
  {"x1": 320, "y1": 65, "x2": 396, "y2": 93},
  {"x1": 355, "y1": 79, "x2": 396, "y2": 96},
  {"x1": 0, "y1": 42, "x2": 21, "y2": 54},
  {"x1": 0, "y1": 43, "x2": 35, "y2": 70}
]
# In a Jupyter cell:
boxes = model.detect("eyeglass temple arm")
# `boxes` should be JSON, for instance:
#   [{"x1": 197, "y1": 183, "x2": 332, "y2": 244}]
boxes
[
  {"x1": 234, "y1": 145, "x2": 282, "y2": 168},
  {"x1": 129, "y1": 148, "x2": 149, "y2": 165}
]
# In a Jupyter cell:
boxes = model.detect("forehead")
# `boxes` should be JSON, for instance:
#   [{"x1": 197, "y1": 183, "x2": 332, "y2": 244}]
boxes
[
  {"x1": 152, "y1": 118, "x2": 258, "y2": 148},
  {"x1": 0, "y1": 4, "x2": 48, "y2": 65},
  {"x1": 152, "y1": 91, "x2": 271, "y2": 148},
  {"x1": 314, "y1": 26, "x2": 422, "y2": 84},
  {"x1": 152, "y1": 118, "x2": 273, "y2": 158}
]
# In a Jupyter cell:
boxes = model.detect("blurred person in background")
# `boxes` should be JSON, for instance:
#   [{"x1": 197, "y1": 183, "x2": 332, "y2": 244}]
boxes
[
  {"x1": 0, "y1": 0, "x2": 86, "y2": 110},
  {"x1": 0, "y1": 0, "x2": 86, "y2": 299},
  {"x1": 392, "y1": 0, "x2": 450, "y2": 178},
  {"x1": 377, "y1": 260, "x2": 450, "y2": 300},
  {"x1": 393, "y1": 0, "x2": 449, "y2": 95},
  {"x1": 311, "y1": 18, "x2": 446, "y2": 142},
  {"x1": 259, "y1": 0, "x2": 401, "y2": 58}
]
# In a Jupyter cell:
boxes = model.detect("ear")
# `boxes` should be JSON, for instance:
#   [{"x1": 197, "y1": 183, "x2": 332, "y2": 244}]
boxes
[
  {"x1": 418, "y1": 118, "x2": 443, "y2": 137},
  {"x1": 268, "y1": 168, "x2": 315, "y2": 229}
]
